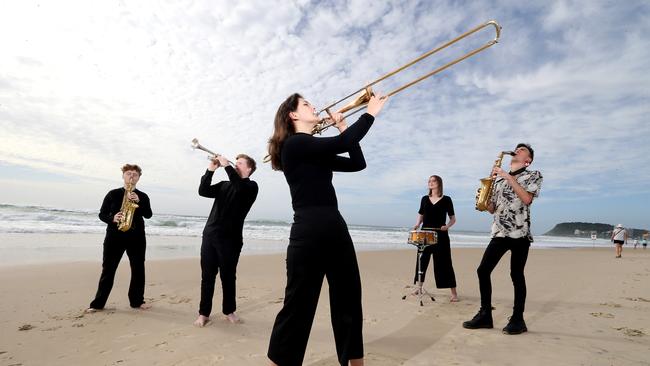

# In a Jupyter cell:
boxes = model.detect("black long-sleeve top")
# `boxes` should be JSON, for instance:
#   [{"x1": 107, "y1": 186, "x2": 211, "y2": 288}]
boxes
[
  {"x1": 281, "y1": 113, "x2": 374, "y2": 210},
  {"x1": 99, "y1": 187, "x2": 152, "y2": 239},
  {"x1": 199, "y1": 165, "x2": 259, "y2": 238}
]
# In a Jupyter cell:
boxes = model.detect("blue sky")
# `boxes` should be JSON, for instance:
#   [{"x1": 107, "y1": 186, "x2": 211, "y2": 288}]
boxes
[{"x1": 1, "y1": 0, "x2": 649, "y2": 234}]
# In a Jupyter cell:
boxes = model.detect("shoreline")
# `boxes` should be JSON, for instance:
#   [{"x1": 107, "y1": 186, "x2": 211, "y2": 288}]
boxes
[{"x1": 0, "y1": 232, "x2": 624, "y2": 267}]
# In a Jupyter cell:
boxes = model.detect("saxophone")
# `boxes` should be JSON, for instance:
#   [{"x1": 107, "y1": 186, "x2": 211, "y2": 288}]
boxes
[
  {"x1": 475, "y1": 151, "x2": 514, "y2": 211},
  {"x1": 117, "y1": 183, "x2": 139, "y2": 232}
]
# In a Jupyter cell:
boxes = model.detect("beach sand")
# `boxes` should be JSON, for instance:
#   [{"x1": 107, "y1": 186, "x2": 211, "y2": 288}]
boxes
[{"x1": 1, "y1": 238, "x2": 649, "y2": 365}]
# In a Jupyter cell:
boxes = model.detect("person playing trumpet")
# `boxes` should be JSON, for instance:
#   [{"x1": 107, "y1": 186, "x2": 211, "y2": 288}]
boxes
[
  {"x1": 194, "y1": 153, "x2": 258, "y2": 327},
  {"x1": 266, "y1": 92, "x2": 388, "y2": 366},
  {"x1": 411, "y1": 175, "x2": 458, "y2": 302}
]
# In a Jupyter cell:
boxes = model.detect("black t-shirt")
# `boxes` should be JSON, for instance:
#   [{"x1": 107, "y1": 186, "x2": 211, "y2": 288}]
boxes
[
  {"x1": 418, "y1": 195, "x2": 455, "y2": 229},
  {"x1": 281, "y1": 113, "x2": 374, "y2": 210}
]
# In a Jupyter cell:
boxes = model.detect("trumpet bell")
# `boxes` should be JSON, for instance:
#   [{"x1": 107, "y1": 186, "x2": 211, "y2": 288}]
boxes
[
  {"x1": 191, "y1": 138, "x2": 217, "y2": 157},
  {"x1": 190, "y1": 138, "x2": 234, "y2": 166}
]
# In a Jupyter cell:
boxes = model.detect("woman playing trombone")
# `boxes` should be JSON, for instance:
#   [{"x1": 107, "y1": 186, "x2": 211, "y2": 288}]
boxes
[{"x1": 266, "y1": 92, "x2": 387, "y2": 366}]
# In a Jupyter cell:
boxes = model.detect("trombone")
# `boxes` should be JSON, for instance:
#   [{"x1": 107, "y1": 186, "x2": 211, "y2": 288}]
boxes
[
  {"x1": 312, "y1": 20, "x2": 501, "y2": 134},
  {"x1": 191, "y1": 138, "x2": 234, "y2": 166}
]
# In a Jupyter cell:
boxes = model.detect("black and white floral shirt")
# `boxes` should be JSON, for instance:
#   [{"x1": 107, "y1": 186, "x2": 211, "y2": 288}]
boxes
[{"x1": 490, "y1": 168, "x2": 543, "y2": 241}]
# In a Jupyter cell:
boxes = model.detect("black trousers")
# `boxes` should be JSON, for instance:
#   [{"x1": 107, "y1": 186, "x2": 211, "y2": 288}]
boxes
[
  {"x1": 477, "y1": 237, "x2": 530, "y2": 316},
  {"x1": 90, "y1": 235, "x2": 146, "y2": 309},
  {"x1": 413, "y1": 232, "x2": 456, "y2": 288},
  {"x1": 268, "y1": 207, "x2": 363, "y2": 366},
  {"x1": 199, "y1": 233, "x2": 243, "y2": 316}
]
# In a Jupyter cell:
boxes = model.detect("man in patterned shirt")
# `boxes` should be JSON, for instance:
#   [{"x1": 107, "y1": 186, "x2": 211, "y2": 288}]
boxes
[{"x1": 463, "y1": 143, "x2": 543, "y2": 335}]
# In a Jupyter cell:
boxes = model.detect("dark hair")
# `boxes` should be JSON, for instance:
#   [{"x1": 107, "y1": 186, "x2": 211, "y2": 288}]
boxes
[
  {"x1": 516, "y1": 143, "x2": 534, "y2": 162},
  {"x1": 427, "y1": 175, "x2": 443, "y2": 196},
  {"x1": 121, "y1": 164, "x2": 142, "y2": 175},
  {"x1": 236, "y1": 154, "x2": 257, "y2": 175},
  {"x1": 267, "y1": 93, "x2": 301, "y2": 171}
]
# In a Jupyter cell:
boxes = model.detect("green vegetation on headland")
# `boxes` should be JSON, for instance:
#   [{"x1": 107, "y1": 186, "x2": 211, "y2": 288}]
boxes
[{"x1": 544, "y1": 222, "x2": 649, "y2": 239}]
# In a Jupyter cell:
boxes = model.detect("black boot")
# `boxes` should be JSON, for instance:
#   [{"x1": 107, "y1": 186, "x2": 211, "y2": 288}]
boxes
[
  {"x1": 462, "y1": 308, "x2": 493, "y2": 329},
  {"x1": 502, "y1": 315, "x2": 527, "y2": 335}
]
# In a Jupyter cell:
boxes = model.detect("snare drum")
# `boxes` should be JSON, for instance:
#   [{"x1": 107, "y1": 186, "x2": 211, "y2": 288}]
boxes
[{"x1": 407, "y1": 229, "x2": 438, "y2": 246}]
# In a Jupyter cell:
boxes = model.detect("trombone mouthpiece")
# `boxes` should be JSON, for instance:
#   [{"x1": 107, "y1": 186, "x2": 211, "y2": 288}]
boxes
[{"x1": 191, "y1": 138, "x2": 199, "y2": 149}]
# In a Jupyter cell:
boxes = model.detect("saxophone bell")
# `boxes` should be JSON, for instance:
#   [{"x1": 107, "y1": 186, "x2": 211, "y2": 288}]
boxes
[
  {"x1": 117, "y1": 182, "x2": 139, "y2": 232},
  {"x1": 475, "y1": 151, "x2": 514, "y2": 212}
]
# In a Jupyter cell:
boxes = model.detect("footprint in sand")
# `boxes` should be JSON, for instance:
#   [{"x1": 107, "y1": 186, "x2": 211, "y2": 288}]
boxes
[
  {"x1": 364, "y1": 317, "x2": 379, "y2": 325},
  {"x1": 624, "y1": 297, "x2": 650, "y2": 302},
  {"x1": 41, "y1": 326, "x2": 62, "y2": 331},
  {"x1": 167, "y1": 296, "x2": 191, "y2": 304},
  {"x1": 18, "y1": 324, "x2": 34, "y2": 331},
  {"x1": 613, "y1": 327, "x2": 646, "y2": 337},
  {"x1": 590, "y1": 312, "x2": 614, "y2": 318},
  {"x1": 599, "y1": 302, "x2": 622, "y2": 308}
]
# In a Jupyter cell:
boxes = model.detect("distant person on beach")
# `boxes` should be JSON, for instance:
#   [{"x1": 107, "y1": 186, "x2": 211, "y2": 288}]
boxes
[
  {"x1": 633, "y1": 239, "x2": 638, "y2": 249},
  {"x1": 266, "y1": 92, "x2": 388, "y2": 366},
  {"x1": 463, "y1": 143, "x2": 543, "y2": 335},
  {"x1": 411, "y1": 175, "x2": 458, "y2": 302},
  {"x1": 610, "y1": 224, "x2": 627, "y2": 258},
  {"x1": 87, "y1": 164, "x2": 152, "y2": 312},
  {"x1": 642, "y1": 238, "x2": 647, "y2": 249},
  {"x1": 194, "y1": 154, "x2": 258, "y2": 327}
]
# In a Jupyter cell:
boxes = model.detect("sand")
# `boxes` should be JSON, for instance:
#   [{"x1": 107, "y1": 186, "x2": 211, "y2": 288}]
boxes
[{"x1": 0, "y1": 239, "x2": 649, "y2": 365}]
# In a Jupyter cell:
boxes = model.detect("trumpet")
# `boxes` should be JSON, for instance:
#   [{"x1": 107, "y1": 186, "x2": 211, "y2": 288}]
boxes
[
  {"x1": 475, "y1": 151, "x2": 514, "y2": 211},
  {"x1": 312, "y1": 20, "x2": 501, "y2": 134},
  {"x1": 191, "y1": 138, "x2": 233, "y2": 166}
]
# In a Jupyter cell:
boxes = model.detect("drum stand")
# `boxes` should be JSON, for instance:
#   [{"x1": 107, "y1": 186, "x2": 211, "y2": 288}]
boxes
[{"x1": 402, "y1": 243, "x2": 435, "y2": 306}]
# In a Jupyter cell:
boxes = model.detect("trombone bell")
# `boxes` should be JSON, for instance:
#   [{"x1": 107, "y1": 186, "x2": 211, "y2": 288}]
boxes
[{"x1": 336, "y1": 87, "x2": 373, "y2": 115}]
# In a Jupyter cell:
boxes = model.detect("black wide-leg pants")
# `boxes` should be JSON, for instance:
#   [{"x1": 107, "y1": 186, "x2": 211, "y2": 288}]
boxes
[
  {"x1": 90, "y1": 235, "x2": 146, "y2": 309},
  {"x1": 199, "y1": 233, "x2": 243, "y2": 316},
  {"x1": 477, "y1": 237, "x2": 530, "y2": 316},
  {"x1": 413, "y1": 232, "x2": 457, "y2": 288},
  {"x1": 268, "y1": 207, "x2": 363, "y2": 366}
]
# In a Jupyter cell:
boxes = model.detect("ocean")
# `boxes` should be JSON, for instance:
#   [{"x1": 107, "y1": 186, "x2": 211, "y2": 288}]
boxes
[{"x1": 0, "y1": 204, "x2": 615, "y2": 265}]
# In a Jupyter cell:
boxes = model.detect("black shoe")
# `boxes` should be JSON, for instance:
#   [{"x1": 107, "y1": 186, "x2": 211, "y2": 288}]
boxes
[
  {"x1": 502, "y1": 317, "x2": 527, "y2": 334},
  {"x1": 462, "y1": 308, "x2": 493, "y2": 329}
]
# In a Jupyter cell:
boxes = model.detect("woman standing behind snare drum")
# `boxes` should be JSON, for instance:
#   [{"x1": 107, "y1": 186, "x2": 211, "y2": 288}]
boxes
[{"x1": 412, "y1": 175, "x2": 458, "y2": 302}]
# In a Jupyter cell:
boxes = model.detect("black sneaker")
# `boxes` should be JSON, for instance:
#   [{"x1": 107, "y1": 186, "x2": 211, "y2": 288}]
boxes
[
  {"x1": 502, "y1": 317, "x2": 527, "y2": 334},
  {"x1": 462, "y1": 308, "x2": 493, "y2": 329}
]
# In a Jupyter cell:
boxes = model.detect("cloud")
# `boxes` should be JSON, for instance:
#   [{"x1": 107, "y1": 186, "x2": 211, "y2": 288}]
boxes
[{"x1": 0, "y1": 0, "x2": 648, "y2": 231}]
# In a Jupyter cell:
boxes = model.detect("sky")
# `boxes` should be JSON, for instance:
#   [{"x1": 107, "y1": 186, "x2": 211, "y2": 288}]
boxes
[{"x1": 1, "y1": 0, "x2": 649, "y2": 234}]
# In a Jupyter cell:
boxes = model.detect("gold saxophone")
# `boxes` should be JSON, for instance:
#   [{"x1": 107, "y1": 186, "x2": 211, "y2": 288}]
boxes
[
  {"x1": 117, "y1": 183, "x2": 139, "y2": 232},
  {"x1": 475, "y1": 151, "x2": 514, "y2": 212}
]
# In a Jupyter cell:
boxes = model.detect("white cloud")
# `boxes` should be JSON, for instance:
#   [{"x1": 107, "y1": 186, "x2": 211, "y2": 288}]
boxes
[{"x1": 1, "y1": 0, "x2": 648, "y2": 231}]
